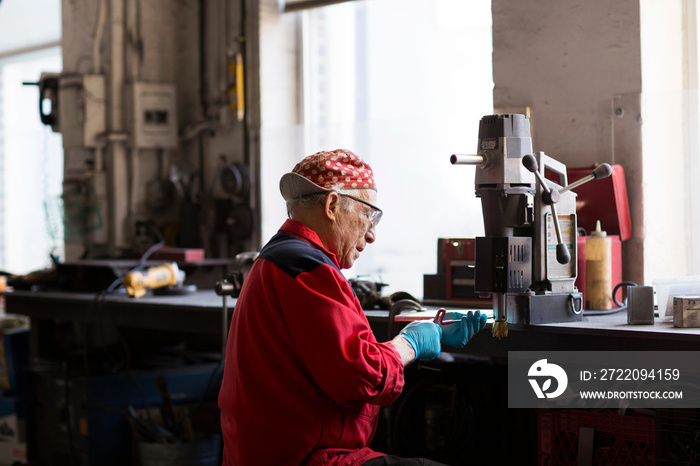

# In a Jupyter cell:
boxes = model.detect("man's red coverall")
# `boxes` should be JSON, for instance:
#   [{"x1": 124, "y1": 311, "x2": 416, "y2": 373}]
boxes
[{"x1": 219, "y1": 219, "x2": 405, "y2": 465}]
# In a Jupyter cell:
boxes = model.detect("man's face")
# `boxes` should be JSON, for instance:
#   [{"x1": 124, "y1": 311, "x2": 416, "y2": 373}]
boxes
[{"x1": 329, "y1": 190, "x2": 379, "y2": 269}]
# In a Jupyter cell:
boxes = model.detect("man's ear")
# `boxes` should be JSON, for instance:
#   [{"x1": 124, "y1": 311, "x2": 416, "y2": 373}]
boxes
[{"x1": 324, "y1": 192, "x2": 340, "y2": 222}]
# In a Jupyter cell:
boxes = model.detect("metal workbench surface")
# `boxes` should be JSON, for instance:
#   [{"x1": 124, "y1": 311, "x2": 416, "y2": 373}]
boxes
[
  {"x1": 5, "y1": 290, "x2": 700, "y2": 354},
  {"x1": 3, "y1": 289, "x2": 232, "y2": 335},
  {"x1": 365, "y1": 309, "x2": 700, "y2": 356}
]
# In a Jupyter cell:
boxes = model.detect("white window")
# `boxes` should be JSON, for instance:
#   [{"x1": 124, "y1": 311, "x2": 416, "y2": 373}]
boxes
[
  {"x1": 0, "y1": 1, "x2": 62, "y2": 275},
  {"x1": 261, "y1": 0, "x2": 493, "y2": 297},
  {"x1": 687, "y1": 0, "x2": 700, "y2": 275}
]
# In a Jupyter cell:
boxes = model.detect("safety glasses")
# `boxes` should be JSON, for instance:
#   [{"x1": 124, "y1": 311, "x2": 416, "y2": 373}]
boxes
[{"x1": 339, "y1": 193, "x2": 383, "y2": 228}]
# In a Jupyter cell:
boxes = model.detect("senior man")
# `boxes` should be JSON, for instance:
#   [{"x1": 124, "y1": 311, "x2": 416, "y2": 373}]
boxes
[{"x1": 218, "y1": 149, "x2": 486, "y2": 466}]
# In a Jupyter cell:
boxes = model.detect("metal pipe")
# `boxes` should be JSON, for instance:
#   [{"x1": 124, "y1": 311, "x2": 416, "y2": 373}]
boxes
[
  {"x1": 222, "y1": 295, "x2": 228, "y2": 360},
  {"x1": 219, "y1": 0, "x2": 230, "y2": 128},
  {"x1": 92, "y1": 0, "x2": 107, "y2": 74},
  {"x1": 450, "y1": 154, "x2": 485, "y2": 165},
  {"x1": 109, "y1": 0, "x2": 129, "y2": 251},
  {"x1": 531, "y1": 167, "x2": 549, "y2": 193},
  {"x1": 0, "y1": 41, "x2": 61, "y2": 61},
  {"x1": 559, "y1": 174, "x2": 594, "y2": 194},
  {"x1": 492, "y1": 292, "x2": 508, "y2": 338},
  {"x1": 559, "y1": 164, "x2": 612, "y2": 193},
  {"x1": 550, "y1": 203, "x2": 564, "y2": 245},
  {"x1": 279, "y1": 0, "x2": 355, "y2": 12},
  {"x1": 494, "y1": 293, "x2": 506, "y2": 321}
]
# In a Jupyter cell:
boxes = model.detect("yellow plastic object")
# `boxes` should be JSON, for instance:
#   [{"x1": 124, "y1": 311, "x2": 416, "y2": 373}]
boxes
[
  {"x1": 123, "y1": 262, "x2": 181, "y2": 298},
  {"x1": 586, "y1": 220, "x2": 612, "y2": 310},
  {"x1": 228, "y1": 52, "x2": 245, "y2": 121},
  {"x1": 0, "y1": 316, "x2": 29, "y2": 392}
]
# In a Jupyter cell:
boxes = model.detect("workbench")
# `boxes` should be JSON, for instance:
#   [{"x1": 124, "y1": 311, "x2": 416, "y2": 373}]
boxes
[
  {"x1": 6, "y1": 289, "x2": 700, "y2": 359},
  {"x1": 365, "y1": 308, "x2": 700, "y2": 355},
  {"x1": 3, "y1": 289, "x2": 228, "y2": 466},
  {"x1": 5, "y1": 289, "x2": 228, "y2": 334},
  {"x1": 5, "y1": 289, "x2": 700, "y2": 465},
  {"x1": 4, "y1": 289, "x2": 232, "y2": 360},
  {"x1": 365, "y1": 307, "x2": 700, "y2": 465}
]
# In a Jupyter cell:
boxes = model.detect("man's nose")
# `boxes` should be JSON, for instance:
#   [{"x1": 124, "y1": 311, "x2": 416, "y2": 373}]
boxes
[{"x1": 365, "y1": 225, "x2": 376, "y2": 243}]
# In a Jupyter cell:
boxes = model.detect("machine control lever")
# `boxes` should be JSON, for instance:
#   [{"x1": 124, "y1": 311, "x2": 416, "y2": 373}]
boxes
[
  {"x1": 450, "y1": 153, "x2": 488, "y2": 168},
  {"x1": 522, "y1": 154, "x2": 571, "y2": 265},
  {"x1": 559, "y1": 163, "x2": 612, "y2": 194}
]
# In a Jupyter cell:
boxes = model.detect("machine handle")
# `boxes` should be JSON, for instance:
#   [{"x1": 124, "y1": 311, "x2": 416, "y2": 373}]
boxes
[
  {"x1": 559, "y1": 163, "x2": 612, "y2": 193},
  {"x1": 522, "y1": 154, "x2": 571, "y2": 264},
  {"x1": 450, "y1": 154, "x2": 485, "y2": 165}
]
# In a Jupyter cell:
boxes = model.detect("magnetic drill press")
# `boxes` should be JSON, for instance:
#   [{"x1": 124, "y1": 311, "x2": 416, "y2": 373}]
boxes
[{"x1": 451, "y1": 114, "x2": 611, "y2": 337}]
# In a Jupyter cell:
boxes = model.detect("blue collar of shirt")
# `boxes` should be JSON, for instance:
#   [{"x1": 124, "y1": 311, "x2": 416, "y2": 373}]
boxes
[{"x1": 278, "y1": 219, "x2": 341, "y2": 270}]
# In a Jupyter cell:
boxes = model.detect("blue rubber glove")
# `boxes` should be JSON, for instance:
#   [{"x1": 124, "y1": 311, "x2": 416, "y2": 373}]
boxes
[
  {"x1": 440, "y1": 311, "x2": 487, "y2": 348},
  {"x1": 398, "y1": 321, "x2": 442, "y2": 362}
]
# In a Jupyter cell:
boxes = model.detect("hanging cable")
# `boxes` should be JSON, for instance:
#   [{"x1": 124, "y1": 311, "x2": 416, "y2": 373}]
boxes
[{"x1": 583, "y1": 281, "x2": 638, "y2": 316}]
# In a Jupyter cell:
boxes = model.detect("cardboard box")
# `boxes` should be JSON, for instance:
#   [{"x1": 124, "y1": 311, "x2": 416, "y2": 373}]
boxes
[{"x1": 673, "y1": 296, "x2": 700, "y2": 327}]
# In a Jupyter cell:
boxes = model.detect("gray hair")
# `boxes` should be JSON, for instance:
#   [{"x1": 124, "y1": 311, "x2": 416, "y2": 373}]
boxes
[{"x1": 286, "y1": 187, "x2": 364, "y2": 217}]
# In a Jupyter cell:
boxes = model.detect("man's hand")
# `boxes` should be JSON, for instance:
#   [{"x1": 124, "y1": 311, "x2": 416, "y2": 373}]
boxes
[
  {"x1": 440, "y1": 311, "x2": 487, "y2": 348},
  {"x1": 397, "y1": 321, "x2": 442, "y2": 363}
]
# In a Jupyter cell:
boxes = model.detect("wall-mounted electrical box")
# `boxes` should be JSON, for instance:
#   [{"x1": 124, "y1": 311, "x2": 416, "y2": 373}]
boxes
[
  {"x1": 59, "y1": 74, "x2": 106, "y2": 148},
  {"x1": 132, "y1": 82, "x2": 178, "y2": 148}
]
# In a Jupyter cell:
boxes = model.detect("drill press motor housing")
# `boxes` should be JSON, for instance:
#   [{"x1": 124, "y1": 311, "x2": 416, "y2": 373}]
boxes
[{"x1": 451, "y1": 114, "x2": 611, "y2": 329}]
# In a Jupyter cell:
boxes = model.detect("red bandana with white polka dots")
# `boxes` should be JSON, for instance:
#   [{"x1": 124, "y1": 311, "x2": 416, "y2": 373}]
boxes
[{"x1": 292, "y1": 149, "x2": 376, "y2": 190}]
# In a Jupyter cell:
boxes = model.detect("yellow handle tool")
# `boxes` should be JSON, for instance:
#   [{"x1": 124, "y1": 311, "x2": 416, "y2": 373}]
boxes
[{"x1": 123, "y1": 262, "x2": 182, "y2": 298}]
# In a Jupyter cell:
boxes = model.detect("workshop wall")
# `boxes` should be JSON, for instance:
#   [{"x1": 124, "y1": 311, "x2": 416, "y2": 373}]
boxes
[
  {"x1": 59, "y1": 0, "x2": 260, "y2": 261},
  {"x1": 492, "y1": 0, "x2": 689, "y2": 286},
  {"x1": 492, "y1": 0, "x2": 642, "y2": 160}
]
